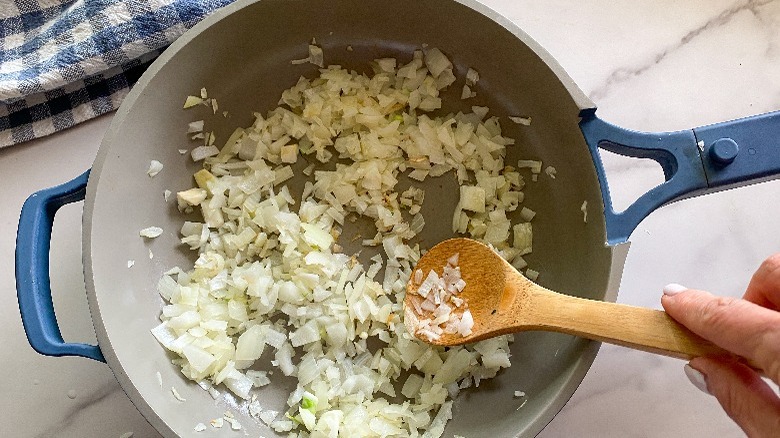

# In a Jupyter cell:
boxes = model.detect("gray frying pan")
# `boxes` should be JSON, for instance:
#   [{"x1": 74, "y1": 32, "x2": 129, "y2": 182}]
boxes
[{"x1": 15, "y1": 0, "x2": 780, "y2": 437}]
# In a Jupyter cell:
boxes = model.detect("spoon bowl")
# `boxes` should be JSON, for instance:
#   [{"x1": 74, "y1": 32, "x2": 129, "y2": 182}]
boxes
[{"x1": 405, "y1": 238, "x2": 759, "y2": 369}]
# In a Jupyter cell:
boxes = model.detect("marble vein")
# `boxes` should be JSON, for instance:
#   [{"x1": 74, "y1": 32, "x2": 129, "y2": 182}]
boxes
[
  {"x1": 590, "y1": 0, "x2": 775, "y2": 101},
  {"x1": 34, "y1": 382, "x2": 121, "y2": 438}
]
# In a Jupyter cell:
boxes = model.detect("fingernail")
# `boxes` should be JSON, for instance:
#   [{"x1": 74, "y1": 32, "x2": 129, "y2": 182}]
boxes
[
  {"x1": 684, "y1": 364, "x2": 710, "y2": 395},
  {"x1": 663, "y1": 283, "x2": 688, "y2": 296}
]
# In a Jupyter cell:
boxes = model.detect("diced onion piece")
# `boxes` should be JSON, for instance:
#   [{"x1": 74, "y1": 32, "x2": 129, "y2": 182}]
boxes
[
  {"x1": 459, "y1": 186, "x2": 486, "y2": 213},
  {"x1": 188, "y1": 120, "x2": 204, "y2": 133},
  {"x1": 191, "y1": 145, "x2": 219, "y2": 162},
  {"x1": 193, "y1": 169, "x2": 215, "y2": 190},
  {"x1": 517, "y1": 159, "x2": 542, "y2": 173},
  {"x1": 375, "y1": 58, "x2": 396, "y2": 72},
  {"x1": 466, "y1": 67, "x2": 480, "y2": 85},
  {"x1": 147, "y1": 160, "x2": 163, "y2": 177},
  {"x1": 183, "y1": 96, "x2": 203, "y2": 108},
  {"x1": 460, "y1": 84, "x2": 476, "y2": 100},
  {"x1": 581, "y1": 200, "x2": 588, "y2": 223},
  {"x1": 291, "y1": 44, "x2": 324, "y2": 67},
  {"x1": 260, "y1": 409, "x2": 278, "y2": 425},
  {"x1": 225, "y1": 417, "x2": 242, "y2": 430},
  {"x1": 171, "y1": 387, "x2": 186, "y2": 402},
  {"x1": 280, "y1": 144, "x2": 299, "y2": 163},
  {"x1": 520, "y1": 206, "x2": 536, "y2": 222},
  {"x1": 235, "y1": 325, "x2": 265, "y2": 362},
  {"x1": 509, "y1": 116, "x2": 532, "y2": 126},
  {"x1": 308, "y1": 45, "x2": 324, "y2": 67},
  {"x1": 424, "y1": 48, "x2": 452, "y2": 77},
  {"x1": 177, "y1": 188, "x2": 207, "y2": 207},
  {"x1": 140, "y1": 226, "x2": 163, "y2": 239},
  {"x1": 273, "y1": 165, "x2": 294, "y2": 185},
  {"x1": 513, "y1": 223, "x2": 532, "y2": 254}
]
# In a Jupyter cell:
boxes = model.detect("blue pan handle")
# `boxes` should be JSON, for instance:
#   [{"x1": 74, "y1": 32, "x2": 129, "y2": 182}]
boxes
[
  {"x1": 580, "y1": 109, "x2": 780, "y2": 245},
  {"x1": 15, "y1": 170, "x2": 105, "y2": 363}
]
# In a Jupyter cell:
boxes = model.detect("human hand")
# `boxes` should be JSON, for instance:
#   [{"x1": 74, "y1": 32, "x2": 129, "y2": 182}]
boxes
[{"x1": 661, "y1": 255, "x2": 780, "y2": 438}]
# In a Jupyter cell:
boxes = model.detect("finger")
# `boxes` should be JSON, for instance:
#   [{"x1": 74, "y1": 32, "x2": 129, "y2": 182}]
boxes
[
  {"x1": 744, "y1": 254, "x2": 780, "y2": 311},
  {"x1": 661, "y1": 287, "x2": 780, "y2": 383},
  {"x1": 688, "y1": 357, "x2": 780, "y2": 438}
]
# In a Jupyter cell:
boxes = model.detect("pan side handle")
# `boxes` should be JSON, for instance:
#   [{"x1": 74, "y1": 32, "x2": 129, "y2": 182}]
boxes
[
  {"x1": 580, "y1": 110, "x2": 780, "y2": 245},
  {"x1": 579, "y1": 112, "x2": 707, "y2": 245},
  {"x1": 15, "y1": 170, "x2": 105, "y2": 363}
]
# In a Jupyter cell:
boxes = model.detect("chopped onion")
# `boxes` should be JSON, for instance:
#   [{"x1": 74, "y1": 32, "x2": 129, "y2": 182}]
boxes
[
  {"x1": 517, "y1": 159, "x2": 542, "y2": 173},
  {"x1": 459, "y1": 186, "x2": 486, "y2": 213},
  {"x1": 520, "y1": 206, "x2": 536, "y2": 222},
  {"x1": 424, "y1": 48, "x2": 452, "y2": 77},
  {"x1": 466, "y1": 68, "x2": 480, "y2": 85},
  {"x1": 171, "y1": 387, "x2": 186, "y2": 402},
  {"x1": 409, "y1": 255, "x2": 473, "y2": 341},
  {"x1": 292, "y1": 44, "x2": 324, "y2": 67},
  {"x1": 139, "y1": 226, "x2": 163, "y2": 239},
  {"x1": 188, "y1": 120, "x2": 204, "y2": 133},
  {"x1": 176, "y1": 188, "x2": 207, "y2": 207},
  {"x1": 581, "y1": 200, "x2": 588, "y2": 223},
  {"x1": 147, "y1": 160, "x2": 163, "y2": 177},
  {"x1": 513, "y1": 223, "x2": 532, "y2": 254},
  {"x1": 183, "y1": 96, "x2": 202, "y2": 108},
  {"x1": 155, "y1": 46, "x2": 526, "y2": 437},
  {"x1": 191, "y1": 145, "x2": 219, "y2": 162},
  {"x1": 509, "y1": 116, "x2": 532, "y2": 126},
  {"x1": 260, "y1": 409, "x2": 278, "y2": 425},
  {"x1": 460, "y1": 84, "x2": 476, "y2": 100}
]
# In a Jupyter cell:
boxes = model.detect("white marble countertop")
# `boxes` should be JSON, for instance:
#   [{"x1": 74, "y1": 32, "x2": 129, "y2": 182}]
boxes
[{"x1": 2, "y1": 0, "x2": 779, "y2": 436}]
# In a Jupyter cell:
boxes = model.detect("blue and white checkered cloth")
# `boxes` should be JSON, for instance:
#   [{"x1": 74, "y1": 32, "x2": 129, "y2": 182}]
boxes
[{"x1": 0, "y1": 0, "x2": 236, "y2": 147}]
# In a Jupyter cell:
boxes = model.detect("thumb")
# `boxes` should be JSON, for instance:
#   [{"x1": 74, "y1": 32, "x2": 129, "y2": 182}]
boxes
[{"x1": 687, "y1": 357, "x2": 780, "y2": 438}]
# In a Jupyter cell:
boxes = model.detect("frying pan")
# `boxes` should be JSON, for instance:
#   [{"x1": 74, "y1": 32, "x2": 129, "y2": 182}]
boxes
[{"x1": 14, "y1": 0, "x2": 780, "y2": 437}]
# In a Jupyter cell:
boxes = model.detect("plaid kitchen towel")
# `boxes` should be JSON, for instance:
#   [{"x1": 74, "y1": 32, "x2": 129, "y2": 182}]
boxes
[{"x1": 0, "y1": 0, "x2": 237, "y2": 147}]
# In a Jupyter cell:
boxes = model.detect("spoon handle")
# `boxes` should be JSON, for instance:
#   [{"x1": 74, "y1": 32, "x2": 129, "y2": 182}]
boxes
[{"x1": 526, "y1": 287, "x2": 761, "y2": 370}]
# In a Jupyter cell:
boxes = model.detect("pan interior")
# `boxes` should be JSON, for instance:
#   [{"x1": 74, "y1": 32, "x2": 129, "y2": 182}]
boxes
[{"x1": 85, "y1": 0, "x2": 613, "y2": 437}]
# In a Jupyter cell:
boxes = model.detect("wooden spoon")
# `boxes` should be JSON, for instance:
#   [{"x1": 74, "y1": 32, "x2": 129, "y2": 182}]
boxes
[{"x1": 404, "y1": 237, "x2": 758, "y2": 368}]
